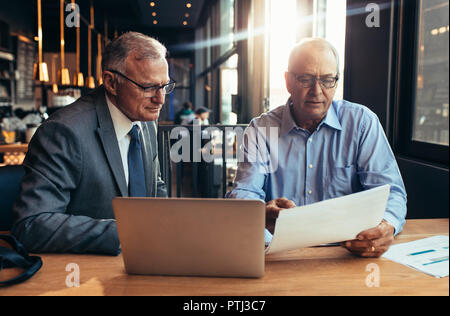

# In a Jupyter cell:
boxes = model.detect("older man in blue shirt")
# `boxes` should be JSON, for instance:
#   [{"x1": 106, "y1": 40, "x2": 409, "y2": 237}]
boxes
[{"x1": 226, "y1": 38, "x2": 407, "y2": 258}]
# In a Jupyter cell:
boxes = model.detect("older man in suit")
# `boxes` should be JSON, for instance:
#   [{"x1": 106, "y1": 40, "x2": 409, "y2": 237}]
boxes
[{"x1": 12, "y1": 32, "x2": 174, "y2": 255}]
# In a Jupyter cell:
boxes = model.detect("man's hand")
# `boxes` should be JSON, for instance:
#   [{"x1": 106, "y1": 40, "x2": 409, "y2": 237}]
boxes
[
  {"x1": 342, "y1": 220, "x2": 395, "y2": 257},
  {"x1": 266, "y1": 197, "x2": 296, "y2": 234}
]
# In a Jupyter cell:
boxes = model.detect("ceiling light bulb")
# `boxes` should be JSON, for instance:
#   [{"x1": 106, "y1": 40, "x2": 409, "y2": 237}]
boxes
[
  {"x1": 183, "y1": 21, "x2": 188, "y2": 26},
  {"x1": 150, "y1": 2, "x2": 155, "y2": 7},
  {"x1": 153, "y1": 20, "x2": 158, "y2": 25},
  {"x1": 152, "y1": 12, "x2": 157, "y2": 16},
  {"x1": 186, "y1": 3, "x2": 192, "y2": 8}
]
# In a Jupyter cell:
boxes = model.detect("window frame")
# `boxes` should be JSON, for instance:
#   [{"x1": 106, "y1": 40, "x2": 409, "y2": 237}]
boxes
[{"x1": 393, "y1": 0, "x2": 449, "y2": 166}]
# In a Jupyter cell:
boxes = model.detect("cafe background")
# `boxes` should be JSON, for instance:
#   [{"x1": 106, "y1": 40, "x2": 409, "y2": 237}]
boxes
[{"x1": 0, "y1": 0, "x2": 448, "y2": 221}]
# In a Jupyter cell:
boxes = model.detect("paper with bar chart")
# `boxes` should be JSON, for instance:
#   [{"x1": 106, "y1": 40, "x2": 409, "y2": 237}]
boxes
[{"x1": 382, "y1": 235, "x2": 449, "y2": 278}]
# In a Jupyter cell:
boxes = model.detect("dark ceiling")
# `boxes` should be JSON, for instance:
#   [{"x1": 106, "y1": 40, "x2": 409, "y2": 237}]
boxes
[
  {"x1": 136, "y1": 0, "x2": 206, "y2": 28},
  {"x1": 32, "y1": 0, "x2": 208, "y2": 55},
  {"x1": 44, "y1": 0, "x2": 207, "y2": 31},
  {"x1": 1, "y1": 0, "x2": 208, "y2": 57}
]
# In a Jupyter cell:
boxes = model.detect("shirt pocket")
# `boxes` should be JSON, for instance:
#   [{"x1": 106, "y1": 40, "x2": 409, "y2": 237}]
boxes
[{"x1": 325, "y1": 164, "x2": 356, "y2": 198}]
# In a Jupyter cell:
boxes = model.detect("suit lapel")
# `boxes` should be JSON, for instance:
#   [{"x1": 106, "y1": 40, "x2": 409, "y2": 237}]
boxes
[{"x1": 94, "y1": 87, "x2": 128, "y2": 197}]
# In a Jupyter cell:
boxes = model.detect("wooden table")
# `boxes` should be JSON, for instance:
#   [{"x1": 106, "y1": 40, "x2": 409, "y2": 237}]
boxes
[
  {"x1": 0, "y1": 143, "x2": 28, "y2": 153},
  {"x1": 0, "y1": 219, "x2": 448, "y2": 296}
]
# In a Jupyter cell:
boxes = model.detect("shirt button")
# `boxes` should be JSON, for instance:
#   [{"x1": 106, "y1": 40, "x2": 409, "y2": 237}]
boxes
[
  {"x1": 308, "y1": 190, "x2": 312, "y2": 195},
  {"x1": 309, "y1": 164, "x2": 313, "y2": 169},
  {"x1": 308, "y1": 138, "x2": 313, "y2": 143}
]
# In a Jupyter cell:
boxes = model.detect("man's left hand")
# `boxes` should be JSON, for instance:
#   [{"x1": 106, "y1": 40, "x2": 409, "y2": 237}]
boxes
[{"x1": 341, "y1": 220, "x2": 395, "y2": 258}]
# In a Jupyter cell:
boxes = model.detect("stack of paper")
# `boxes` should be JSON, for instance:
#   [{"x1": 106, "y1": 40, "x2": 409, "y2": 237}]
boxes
[{"x1": 382, "y1": 235, "x2": 449, "y2": 278}]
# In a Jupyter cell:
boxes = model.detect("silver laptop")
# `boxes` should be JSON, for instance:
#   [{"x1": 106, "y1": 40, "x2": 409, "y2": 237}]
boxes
[{"x1": 112, "y1": 198, "x2": 265, "y2": 278}]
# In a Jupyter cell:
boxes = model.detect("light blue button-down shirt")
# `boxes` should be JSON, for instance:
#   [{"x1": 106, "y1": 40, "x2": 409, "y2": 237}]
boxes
[{"x1": 226, "y1": 99, "x2": 407, "y2": 243}]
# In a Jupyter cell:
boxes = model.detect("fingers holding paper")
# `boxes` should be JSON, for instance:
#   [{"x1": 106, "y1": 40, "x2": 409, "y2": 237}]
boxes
[
  {"x1": 342, "y1": 220, "x2": 395, "y2": 257},
  {"x1": 266, "y1": 198, "x2": 296, "y2": 234}
]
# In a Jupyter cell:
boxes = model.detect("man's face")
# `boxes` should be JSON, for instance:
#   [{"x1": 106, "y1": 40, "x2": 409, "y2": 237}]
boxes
[
  {"x1": 115, "y1": 54, "x2": 169, "y2": 122},
  {"x1": 285, "y1": 48, "x2": 338, "y2": 124}
]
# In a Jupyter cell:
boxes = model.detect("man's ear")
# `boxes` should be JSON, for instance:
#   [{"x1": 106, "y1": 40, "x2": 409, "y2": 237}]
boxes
[
  {"x1": 103, "y1": 71, "x2": 118, "y2": 96},
  {"x1": 285, "y1": 72, "x2": 293, "y2": 94}
]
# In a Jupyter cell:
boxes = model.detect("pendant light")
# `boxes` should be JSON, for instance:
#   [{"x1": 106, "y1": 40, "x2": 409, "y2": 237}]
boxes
[
  {"x1": 59, "y1": 0, "x2": 70, "y2": 85},
  {"x1": 34, "y1": 0, "x2": 49, "y2": 82},
  {"x1": 72, "y1": 0, "x2": 84, "y2": 87},
  {"x1": 96, "y1": 33, "x2": 103, "y2": 85},
  {"x1": 87, "y1": 0, "x2": 95, "y2": 89},
  {"x1": 52, "y1": 54, "x2": 59, "y2": 93}
]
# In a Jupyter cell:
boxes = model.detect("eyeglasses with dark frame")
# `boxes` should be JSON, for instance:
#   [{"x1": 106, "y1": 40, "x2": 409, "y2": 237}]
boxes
[
  {"x1": 288, "y1": 72, "x2": 339, "y2": 89},
  {"x1": 107, "y1": 69, "x2": 176, "y2": 96}
]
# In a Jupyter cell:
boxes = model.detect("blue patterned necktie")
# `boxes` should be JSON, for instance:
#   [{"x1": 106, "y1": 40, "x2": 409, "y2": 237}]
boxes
[{"x1": 128, "y1": 125, "x2": 146, "y2": 197}]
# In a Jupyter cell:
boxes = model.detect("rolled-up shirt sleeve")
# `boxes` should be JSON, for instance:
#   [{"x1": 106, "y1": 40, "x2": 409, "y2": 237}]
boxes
[{"x1": 356, "y1": 111, "x2": 407, "y2": 235}]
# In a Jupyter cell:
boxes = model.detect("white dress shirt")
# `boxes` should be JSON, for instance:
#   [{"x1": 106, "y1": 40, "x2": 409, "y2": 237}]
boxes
[{"x1": 105, "y1": 93, "x2": 143, "y2": 186}]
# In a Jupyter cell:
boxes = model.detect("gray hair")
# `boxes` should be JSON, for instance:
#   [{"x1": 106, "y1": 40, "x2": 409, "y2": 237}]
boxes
[
  {"x1": 102, "y1": 31, "x2": 167, "y2": 73},
  {"x1": 288, "y1": 38, "x2": 340, "y2": 77}
]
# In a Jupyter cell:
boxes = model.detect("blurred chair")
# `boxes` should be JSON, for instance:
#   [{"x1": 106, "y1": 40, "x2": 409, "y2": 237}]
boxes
[
  {"x1": 0, "y1": 165, "x2": 25, "y2": 231},
  {"x1": 157, "y1": 124, "x2": 247, "y2": 198}
]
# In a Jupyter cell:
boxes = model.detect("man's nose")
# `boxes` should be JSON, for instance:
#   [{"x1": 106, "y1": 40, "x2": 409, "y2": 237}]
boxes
[
  {"x1": 151, "y1": 89, "x2": 166, "y2": 104},
  {"x1": 309, "y1": 79, "x2": 323, "y2": 95}
]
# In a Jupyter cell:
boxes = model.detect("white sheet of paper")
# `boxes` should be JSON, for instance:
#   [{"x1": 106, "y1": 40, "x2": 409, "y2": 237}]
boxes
[
  {"x1": 265, "y1": 184, "x2": 390, "y2": 254},
  {"x1": 382, "y1": 236, "x2": 449, "y2": 278}
]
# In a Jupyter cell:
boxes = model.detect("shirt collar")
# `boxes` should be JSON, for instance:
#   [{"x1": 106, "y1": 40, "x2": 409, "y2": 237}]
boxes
[
  {"x1": 320, "y1": 101, "x2": 342, "y2": 131},
  {"x1": 105, "y1": 93, "x2": 141, "y2": 140},
  {"x1": 280, "y1": 98, "x2": 298, "y2": 137},
  {"x1": 280, "y1": 99, "x2": 342, "y2": 137}
]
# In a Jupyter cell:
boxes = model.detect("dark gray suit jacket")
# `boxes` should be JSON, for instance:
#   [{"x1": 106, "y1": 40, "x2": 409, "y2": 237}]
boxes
[{"x1": 11, "y1": 86, "x2": 167, "y2": 255}]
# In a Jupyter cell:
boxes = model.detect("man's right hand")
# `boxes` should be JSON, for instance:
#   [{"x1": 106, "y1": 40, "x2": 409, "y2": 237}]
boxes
[{"x1": 266, "y1": 198, "x2": 296, "y2": 234}]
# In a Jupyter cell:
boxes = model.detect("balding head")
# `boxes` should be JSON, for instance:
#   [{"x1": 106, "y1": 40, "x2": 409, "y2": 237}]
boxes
[{"x1": 288, "y1": 38, "x2": 340, "y2": 76}]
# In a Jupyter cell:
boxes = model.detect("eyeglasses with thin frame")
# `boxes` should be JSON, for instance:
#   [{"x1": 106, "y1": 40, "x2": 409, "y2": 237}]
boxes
[
  {"x1": 107, "y1": 69, "x2": 176, "y2": 96},
  {"x1": 288, "y1": 72, "x2": 339, "y2": 89}
]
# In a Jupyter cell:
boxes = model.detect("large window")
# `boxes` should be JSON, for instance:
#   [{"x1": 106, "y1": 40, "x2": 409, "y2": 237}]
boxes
[
  {"x1": 220, "y1": 0, "x2": 235, "y2": 55},
  {"x1": 412, "y1": 0, "x2": 449, "y2": 146},
  {"x1": 159, "y1": 58, "x2": 191, "y2": 123},
  {"x1": 220, "y1": 53, "x2": 238, "y2": 124},
  {"x1": 268, "y1": 0, "x2": 346, "y2": 110},
  {"x1": 395, "y1": 0, "x2": 449, "y2": 165},
  {"x1": 194, "y1": 0, "x2": 236, "y2": 123},
  {"x1": 268, "y1": 0, "x2": 296, "y2": 109},
  {"x1": 323, "y1": 0, "x2": 346, "y2": 100}
]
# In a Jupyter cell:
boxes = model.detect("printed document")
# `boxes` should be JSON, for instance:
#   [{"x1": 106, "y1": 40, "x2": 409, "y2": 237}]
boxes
[
  {"x1": 382, "y1": 235, "x2": 449, "y2": 278},
  {"x1": 265, "y1": 185, "x2": 390, "y2": 254}
]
